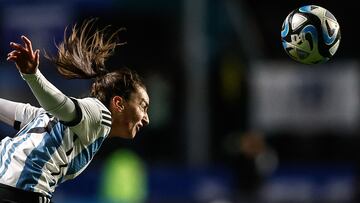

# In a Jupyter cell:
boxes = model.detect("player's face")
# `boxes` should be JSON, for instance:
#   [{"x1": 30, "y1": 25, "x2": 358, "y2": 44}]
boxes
[{"x1": 114, "y1": 86, "x2": 150, "y2": 139}]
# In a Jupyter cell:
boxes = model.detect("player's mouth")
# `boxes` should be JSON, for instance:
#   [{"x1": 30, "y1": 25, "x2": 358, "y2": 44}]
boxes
[{"x1": 136, "y1": 124, "x2": 143, "y2": 132}]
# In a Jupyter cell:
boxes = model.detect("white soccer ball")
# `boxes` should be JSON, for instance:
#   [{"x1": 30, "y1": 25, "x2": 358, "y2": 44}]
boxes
[{"x1": 281, "y1": 5, "x2": 341, "y2": 64}]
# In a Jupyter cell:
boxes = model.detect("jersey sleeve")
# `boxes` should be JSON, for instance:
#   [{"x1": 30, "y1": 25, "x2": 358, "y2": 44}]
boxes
[
  {"x1": 21, "y1": 69, "x2": 77, "y2": 123},
  {"x1": 15, "y1": 103, "x2": 45, "y2": 130},
  {"x1": 65, "y1": 97, "x2": 112, "y2": 144}
]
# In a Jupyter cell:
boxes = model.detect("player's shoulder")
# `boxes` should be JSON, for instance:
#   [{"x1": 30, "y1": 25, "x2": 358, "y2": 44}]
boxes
[
  {"x1": 72, "y1": 97, "x2": 112, "y2": 126},
  {"x1": 73, "y1": 97, "x2": 108, "y2": 110}
]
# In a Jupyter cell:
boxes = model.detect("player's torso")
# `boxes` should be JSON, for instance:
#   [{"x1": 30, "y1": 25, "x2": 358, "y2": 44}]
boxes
[{"x1": 0, "y1": 113, "x2": 93, "y2": 197}]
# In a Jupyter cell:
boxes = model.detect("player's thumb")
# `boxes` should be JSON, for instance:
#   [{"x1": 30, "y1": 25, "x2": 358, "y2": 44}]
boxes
[{"x1": 34, "y1": 49, "x2": 40, "y2": 65}]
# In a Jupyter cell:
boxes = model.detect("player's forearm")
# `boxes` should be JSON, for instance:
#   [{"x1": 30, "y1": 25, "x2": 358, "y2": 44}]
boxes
[{"x1": 21, "y1": 69, "x2": 76, "y2": 122}]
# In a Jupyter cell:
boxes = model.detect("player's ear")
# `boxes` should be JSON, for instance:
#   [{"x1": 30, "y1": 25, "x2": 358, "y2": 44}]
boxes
[{"x1": 111, "y1": 96, "x2": 125, "y2": 112}]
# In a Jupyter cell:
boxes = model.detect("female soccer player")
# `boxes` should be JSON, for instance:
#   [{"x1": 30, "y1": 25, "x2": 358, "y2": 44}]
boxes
[{"x1": 0, "y1": 19, "x2": 149, "y2": 203}]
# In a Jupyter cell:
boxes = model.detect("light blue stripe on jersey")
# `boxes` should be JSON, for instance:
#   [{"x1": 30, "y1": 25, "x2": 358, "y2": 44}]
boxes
[
  {"x1": 0, "y1": 118, "x2": 40, "y2": 166},
  {"x1": 0, "y1": 118, "x2": 43, "y2": 178},
  {"x1": 66, "y1": 136, "x2": 105, "y2": 176},
  {"x1": 16, "y1": 120, "x2": 66, "y2": 191},
  {"x1": 0, "y1": 139, "x2": 13, "y2": 167},
  {"x1": 0, "y1": 134, "x2": 32, "y2": 178}
]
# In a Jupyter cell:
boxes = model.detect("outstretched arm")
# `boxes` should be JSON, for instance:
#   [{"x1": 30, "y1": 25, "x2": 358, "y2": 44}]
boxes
[
  {"x1": 7, "y1": 35, "x2": 77, "y2": 123},
  {"x1": 0, "y1": 98, "x2": 43, "y2": 129},
  {"x1": 0, "y1": 98, "x2": 23, "y2": 127}
]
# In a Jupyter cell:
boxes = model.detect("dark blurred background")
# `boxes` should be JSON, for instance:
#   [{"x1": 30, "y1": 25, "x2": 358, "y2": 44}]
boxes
[{"x1": 0, "y1": 0, "x2": 359, "y2": 203}]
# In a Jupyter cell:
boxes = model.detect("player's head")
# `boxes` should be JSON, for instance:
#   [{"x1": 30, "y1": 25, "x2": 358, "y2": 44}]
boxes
[
  {"x1": 91, "y1": 68, "x2": 150, "y2": 139},
  {"x1": 46, "y1": 18, "x2": 149, "y2": 138}
]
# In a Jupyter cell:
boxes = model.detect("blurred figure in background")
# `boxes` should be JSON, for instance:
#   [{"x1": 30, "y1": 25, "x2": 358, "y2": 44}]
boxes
[{"x1": 224, "y1": 130, "x2": 278, "y2": 203}]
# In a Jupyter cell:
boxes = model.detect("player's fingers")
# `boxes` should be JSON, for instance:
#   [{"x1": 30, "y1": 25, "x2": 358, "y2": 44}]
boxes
[
  {"x1": 7, "y1": 50, "x2": 21, "y2": 56},
  {"x1": 9, "y1": 42, "x2": 27, "y2": 53},
  {"x1": 7, "y1": 51, "x2": 23, "y2": 60},
  {"x1": 21, "y1": 35, "x2": 33, "y2": 55},
  {"x1": 6, "y1": 55, "x2": 18, "y2": 62}
]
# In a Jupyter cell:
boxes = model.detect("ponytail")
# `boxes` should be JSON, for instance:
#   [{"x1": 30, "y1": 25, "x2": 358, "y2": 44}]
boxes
[
  {"x1": 46, "y1": 18, "x2": 146, "y2": 108},
  {"x1": 46, "y1": 18, "x2": 125, "y2": 79}
]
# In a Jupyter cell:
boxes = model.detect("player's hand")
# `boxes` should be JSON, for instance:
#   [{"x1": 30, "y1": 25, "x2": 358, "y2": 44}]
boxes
[{"x1": 7, "y1": 35, "x2": 40, "y2": 74}]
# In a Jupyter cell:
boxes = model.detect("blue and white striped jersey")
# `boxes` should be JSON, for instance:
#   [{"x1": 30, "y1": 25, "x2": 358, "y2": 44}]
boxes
[{"x1": 0, "y1": 97, "x2": 111, "y2": 197}]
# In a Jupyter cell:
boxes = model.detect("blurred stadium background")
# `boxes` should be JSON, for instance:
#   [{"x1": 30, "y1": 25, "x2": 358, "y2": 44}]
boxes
[{"x1": 0, "y1": 0, "x2": 359, "y2": 203}]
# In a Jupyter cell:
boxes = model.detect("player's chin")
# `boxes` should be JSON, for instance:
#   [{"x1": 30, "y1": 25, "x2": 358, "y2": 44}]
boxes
[
  {"x1": 128, "y1": 129, "x2": 137, "y2": 139},
  {"x1": 123, "y1": 127, "x2": 140, "y2": 139}
]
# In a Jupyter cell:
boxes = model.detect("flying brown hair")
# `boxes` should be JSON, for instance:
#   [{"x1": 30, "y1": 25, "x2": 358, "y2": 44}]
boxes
[
  {"x1": 46, "y1": 18, "x2": 146, "y2": 107},
  {"x1": 46, "y1": 18, "x2": 124, "y2": 79}
]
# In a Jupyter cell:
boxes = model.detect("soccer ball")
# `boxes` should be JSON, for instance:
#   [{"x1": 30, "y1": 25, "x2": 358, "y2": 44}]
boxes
[{"x1": 281, "y1": 5, "x2": 341, "y2": 64}]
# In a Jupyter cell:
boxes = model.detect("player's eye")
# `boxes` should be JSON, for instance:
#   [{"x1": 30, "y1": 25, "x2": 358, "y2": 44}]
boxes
[{"x1": 140, "y1": 103, "x2": 148, "y2": 112}]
